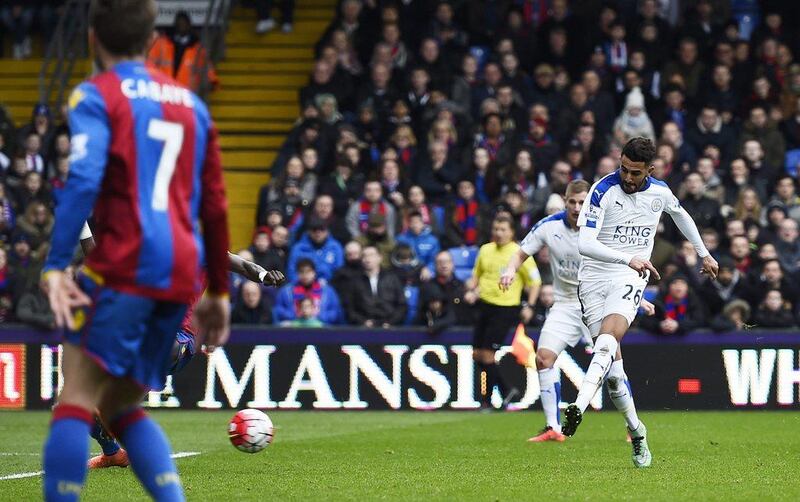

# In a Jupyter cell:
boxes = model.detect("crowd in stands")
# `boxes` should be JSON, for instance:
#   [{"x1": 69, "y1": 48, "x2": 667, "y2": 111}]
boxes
[
  {"x1": 244, "y1": 0, "x2": 800, "y2": 334},
  {"x1": 2, "y1": 0, "x2": 800, "y2": 336}
]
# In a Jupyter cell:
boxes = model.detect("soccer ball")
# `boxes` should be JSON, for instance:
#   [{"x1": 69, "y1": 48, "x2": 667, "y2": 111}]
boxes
[{"x1": 228, "y1": 409, "x2": 274, "y2": 453}]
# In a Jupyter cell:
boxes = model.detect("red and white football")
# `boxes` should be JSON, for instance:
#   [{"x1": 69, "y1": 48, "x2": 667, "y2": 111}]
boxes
[{"x1": 228, "y1": 409, "x2": 274, "y2": 453}]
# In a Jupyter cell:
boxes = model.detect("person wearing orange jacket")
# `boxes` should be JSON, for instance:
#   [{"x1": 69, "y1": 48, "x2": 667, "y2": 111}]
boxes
[{"x1": 147, "y1": 11, "x2": 218, "y2": 92}]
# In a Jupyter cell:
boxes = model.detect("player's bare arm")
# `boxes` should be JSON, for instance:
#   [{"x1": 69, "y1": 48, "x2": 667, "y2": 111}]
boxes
[
  {"x1": 499, "y1": 248, "x2": 529, "y2": 291},
  {"x1": 227, "y1": 251, "x2": 285, "y2": 286}
]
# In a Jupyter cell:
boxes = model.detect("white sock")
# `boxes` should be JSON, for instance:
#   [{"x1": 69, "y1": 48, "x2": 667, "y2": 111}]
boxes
[
  {"x1": 538, "y1": 367, "x2": 561, "y2": 432},
  {"x1": 575, "y1": 334, "x2": 617, "y2": 413},
  {"x1": 605, "y1": 359, "x2": 641, "y2": 430}
]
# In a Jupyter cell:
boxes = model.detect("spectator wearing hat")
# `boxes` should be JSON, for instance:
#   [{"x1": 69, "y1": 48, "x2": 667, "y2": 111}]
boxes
[
  {"x1": 710, "y1": 299, "x2": 752, "y2": 332},
  {"x1": 640, "y1": 275, "x2": 706, "y2": 336},
  {"x1": 698, "y1": 257, "x2": 753, "y2": 317},
  {"x1": 8, "y1": 232, "x2": 42, "y2": 304},
  {"x1": 389, "y1": 243, "x2": 425, "y2": 287},
  {"x1": 345, "y1": 245, "x2": 407, "y2": 327},
  {"x1": 17, "y1": 104, "x2": 54, "y2": 161},
  {"x1": 273, "y1": 258, "x2": 342, "y2": 325},
  {"x1": 355, "y1": 212, "x2": 395, "y2": 268},
  {"x1": 287, "y1": 216, "x2": 344, "y2": 282},
  {"x1": 231, "y1": 282, "x2": 272, "y2": 325},
  {"x1": 418, "y1": 286, "x2": 456, "y2": 335},
  {"x1": 613, "y1": 87, "x2": 655, "y2": 144},
  {"x1": 753, "y1": 289, "x2": 796, "y2": 329},
  {"x1": 346, "y1": 180, "x2": 398, "y2": 240}
]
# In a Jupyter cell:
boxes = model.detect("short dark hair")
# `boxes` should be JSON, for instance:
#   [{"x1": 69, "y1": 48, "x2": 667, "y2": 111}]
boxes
[
  {"x1": 90, "y1": 0, "x2": 157, "y2": 57},
  {"x1": 621, "y1": 137, "x2": 657, "y2": 165},
  {"x1": 493, "y1": 213, "x2": 514, "y2": 227},
  {"x1": 296, "y1": 258, "x2": 316, "y2": 272},
  {"x1": 408, "y1": 210, "x2": 423, "y2": 220}
]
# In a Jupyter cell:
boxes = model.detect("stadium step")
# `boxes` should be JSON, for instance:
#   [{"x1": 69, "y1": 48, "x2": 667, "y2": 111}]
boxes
[{"x1": 213, "y1": 3, "x2": 332, "y2": 248}]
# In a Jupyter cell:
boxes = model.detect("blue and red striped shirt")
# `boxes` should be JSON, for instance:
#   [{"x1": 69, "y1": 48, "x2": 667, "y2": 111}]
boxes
[{"x1": 45, "y1": 61, "x2": 229, "y2": 302}]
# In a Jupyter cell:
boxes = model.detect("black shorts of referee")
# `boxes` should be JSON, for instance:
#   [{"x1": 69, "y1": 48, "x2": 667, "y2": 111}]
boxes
[{"x1": 472, "y1": 300, "x2": 521, "y2": 351}]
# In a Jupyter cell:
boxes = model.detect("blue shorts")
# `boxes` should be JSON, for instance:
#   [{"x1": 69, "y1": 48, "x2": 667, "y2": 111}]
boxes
[
  {"x1": 168, "y1": 330, "x2": 196, "y2": 375},
  {"x1": 66, "y1": 273, "x2": 189, "y2": 391}
]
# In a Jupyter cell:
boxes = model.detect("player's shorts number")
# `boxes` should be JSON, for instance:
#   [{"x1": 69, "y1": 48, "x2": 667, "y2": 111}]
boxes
[
  {"x1": 147, "y1": 118, "x2": 184, "y2": 212},
  {"x1": 621, "y1": 284, "x2": 642, "y2": 304}
]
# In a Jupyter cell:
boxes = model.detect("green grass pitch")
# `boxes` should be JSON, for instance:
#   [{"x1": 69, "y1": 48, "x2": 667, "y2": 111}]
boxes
[{"x1": 1, "y1": 410, "x2": 798, "y2": 500}]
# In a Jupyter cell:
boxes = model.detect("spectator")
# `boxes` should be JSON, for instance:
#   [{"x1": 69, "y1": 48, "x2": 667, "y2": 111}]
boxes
[
  {"x1": 260, "y1": 155, "x2": 317, "y2": 215},
  {"x1": 300, "y1": 60, "x2": 350, "y2": 113},
  {"x1": 415, "y1": 139, "x2": 460, "y2": 205},
  {"x1": 774, "y1": 219, "x2": 800, "y2": 274},
  {"x1": 317, "y1": 0, "x2": 369, "y2": 70},
  {"x1": 401, "y1": 185, "x2": 441, "y2": 236},
  {"x1": 420, "y1": 250, "x2": 476, "y2": 326},
  {"x1": 284, "y1": 297, "x2": 325, "y2": 327},
  {"x1": 273, "y1": 258, "x2": 342, "y2": 325},
  {"x1": 444, "y1": 179, "x2": 484, "y2": 248},
  {"x1": 16, "y1": 104, "x2": 54, "y2": 161},
  {"x1": 733, "y1": 187, "x2": 763, "y2": 225},
  {"x1": 300, "y1": 194, "x2": 350, "y2": 245},
  {"x1": 389, "y1": 243, "x2": 424, "y2": 287},
  {"x1": 741, "y1": 140, "x2": 778, "y2": 193},
  {"x1": 345, "y1": 245, "x2": 407, "y2": 327},
  {"x1": 529, "y1": 284, "x2": 555, "y2": 328},
  {"x1": 15, "y1": 201, "x2": 52, "y2": 261},
  {"x1": 0, "y1": 183, "x2": 15, "y2": 243},
  {"x1": 378, "y1": 158, "x2": 409, "y2": 209},
  {"x1": 355, "y1": 63, "x2": 398, "y2": 122},
  {"x1": 22, "y1": 132, "x2": 44, "y2": 175},
  {"x1": 710, "y1": 299, "x2": 751, "y2": 333},
  {"x1": 418, "y1": 287, "x2": 455, "y2": 335},
  {"x1": 663, "y1": 37, "x2": 706, "y2": 101},
  {"x1": 738, "y1": 106, "x2": 785, "y2": 169},
  {"x1": 530, "y1": 161, "x2": 570, "y2": 221},
  {"x1": 355, "y1": 212, "x2": 395, "y2": 268},
  {"x1": 286, "y1": 216, "x2": 344, "y2": 282},
  {"x1": 723, "y1": 158, "x2": 767, "y2": 209},
  {"x1": 727, "y1": 235, "x2": 753, "y2": 275},
  {"x1": 15, "y1": 171, "x2": 51, "y2": 211},
  {"x1": 8, "y1": 233, "x2": 41, "y2": 303},
  {"x1": 660, "y1": 121, "x2": 697, "y2": 174},
  {"x1": 16, "y1": 282, "x2": 54, "y2": 330},
  {"x1": 0, "y1": 248, "x2": 10, "y2": 322},
  {"x1": 248, "y1": 227, "x2": 282, "y2": 272},
  {"x1": 346, "y1": 180, "x2": 398, "y2": 240},
  {"x1": 396, "y1": 210, "x2": 440, "y2": 273},
  {"x1": 469, "y1": 147, "x2": 501, "y2": 204},
  {"x1": 686, "y1": 105, "x2": 737, "y2": 163},
  {"x1": 147, "y1": 11, "x2": 218, "y2": 92},
  {"x1": 331, "y1": 240, "x2": 362, "y2": 314},
  {"x1": 640, "y1": 275, "x2": 706, "y2": 336},
  {"x1": 49, "y1": 155, "x2": 69, "y2": 191},
  {"x1": 697, "y1": 257, "x2": 753, "y2": 317},
  {"x1": 694, "y1": 157, "x2": 724, "y2": 204},
  {"x1": 319, "y1": 154, "x2": 364, "y2": 218},
  {"x1": 770, "y1": 176, "x2": 800, "y2": 222},
  {"x1": 753, "y1": 289, "x2": 796, "y2": 329},
  {"x1": 747, "y1": 259, "x2": 799, "y2": 309},
  {"x1": 0, "y1": 1, "x2": 34, "y2": 59},
  {"x1": 677, "y1": 173, "x2": 723, "y2": 234},
  {"x1": 0, "y1": 132, "x2": 9, "y2": 173},
  {"x1": 254, "y1": 0, "x2": 294, "y2": 34},
  {"x1": 231, "y1": 282, "x2": 271, "y2": 325}
]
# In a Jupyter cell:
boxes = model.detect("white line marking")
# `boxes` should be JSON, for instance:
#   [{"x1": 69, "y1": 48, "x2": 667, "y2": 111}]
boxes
[
  {"x1": 0, "y1": 452, "x2": 202, "y2": 481},
  {"x1": 0, "y1": 471, "x2": 43, "y2": 480},
  {"x1": 0, "y1": 453, "x2": 40, "y2": 456}
]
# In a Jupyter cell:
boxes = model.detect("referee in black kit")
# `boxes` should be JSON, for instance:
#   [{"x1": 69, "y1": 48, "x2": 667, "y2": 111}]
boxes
[{"x1": 465, "y1": 214, "x2": 541, "y2": 410}]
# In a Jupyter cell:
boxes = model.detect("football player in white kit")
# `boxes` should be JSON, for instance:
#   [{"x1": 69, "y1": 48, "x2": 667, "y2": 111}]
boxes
[
  {"x1": 499, "y1": 180, "x2": 654, "y2": 443},
  {"x1": 564, "y1": 137, "x2": 718, "y2": 467}
]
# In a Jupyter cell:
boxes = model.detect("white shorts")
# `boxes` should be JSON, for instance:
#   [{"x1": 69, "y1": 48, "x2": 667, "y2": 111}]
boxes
[
  {"x1": 578, "y1": 277, "x2": 647, "y2": 338},
  {"x1": 538, "y1": 302, "x2": 590, "y2": 355}
]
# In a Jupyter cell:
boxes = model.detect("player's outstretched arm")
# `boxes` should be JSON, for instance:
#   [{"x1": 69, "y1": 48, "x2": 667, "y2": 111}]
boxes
[
  {"x1": 667, "y1": 206, "x2": 718, "y2": 279},
  {"x1": 499, "y1": 249, "x2": 529, "y2": 291},
  {"x1": 227, "y1": 252, "x2": 286, "y2": 286},
  {"x1": 577, "y1": 225, "x2": 659, "y2": 280}
]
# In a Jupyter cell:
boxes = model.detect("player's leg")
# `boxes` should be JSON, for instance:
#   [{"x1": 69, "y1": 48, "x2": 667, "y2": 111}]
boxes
[
  {"x1": 43, "y1": 343, "x2": 110, "y2": 501},
  {"x1": 99, "y1": 300, "x2": 189, "y2": 500},
  {"x1": 528, "y1": 347, "x2": 564, "y2": 441},
  {"x1": 605, "y1": 347, "x2": 641, "y2": 431},
  {"x1": 88, "y1": 415, "x2": 130, "y2": 469},
  {"x1": 573, "y1": 313, "x2": 627, "y2": 414}
]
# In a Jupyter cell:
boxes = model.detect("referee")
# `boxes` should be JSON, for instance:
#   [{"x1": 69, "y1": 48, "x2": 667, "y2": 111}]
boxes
[{"x1": 466, "y1": 213, "x2": 541, "y2": 409}]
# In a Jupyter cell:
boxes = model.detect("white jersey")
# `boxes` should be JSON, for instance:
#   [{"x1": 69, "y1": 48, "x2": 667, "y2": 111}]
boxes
[
  {"x1": 577, "y1": 171, "x2": 681, "y2": 282},
  {"x1": 520, "y1": 211, "x2": 581, "y2": 302}
]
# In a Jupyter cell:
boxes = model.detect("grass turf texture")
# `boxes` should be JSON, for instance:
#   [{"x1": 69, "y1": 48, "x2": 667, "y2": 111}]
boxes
[{"x1": 1, "y1": 411, "x2": 798, "y2": 501}]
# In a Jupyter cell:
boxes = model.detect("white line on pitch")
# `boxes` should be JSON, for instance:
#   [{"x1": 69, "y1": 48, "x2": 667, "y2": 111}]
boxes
[{"x1": 0, "y1": 452, "x2": 202, "y2": 481}]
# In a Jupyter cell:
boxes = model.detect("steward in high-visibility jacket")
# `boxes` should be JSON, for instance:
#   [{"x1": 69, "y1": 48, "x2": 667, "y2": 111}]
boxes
[{"x1": 147, "y1": 31, "x2": 219, "y2": 92}]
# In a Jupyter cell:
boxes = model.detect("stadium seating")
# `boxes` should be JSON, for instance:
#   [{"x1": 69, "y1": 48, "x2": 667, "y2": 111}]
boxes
[{"x1": 448, "y1": 246, "x2": 478, "y2": 283}]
